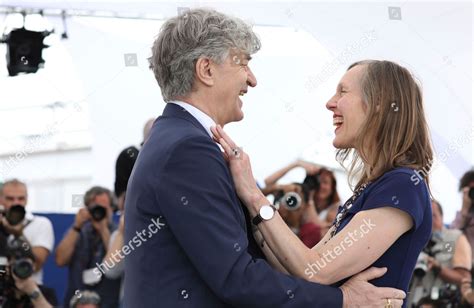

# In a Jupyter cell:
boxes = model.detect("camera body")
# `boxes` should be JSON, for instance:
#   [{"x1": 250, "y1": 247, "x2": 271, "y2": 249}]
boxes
[
  {"x1": 273, "y1": 174, "x2": 321, "y2": 211},
  {"x1": 88, "y1": 204, "x2": 107, "y2": 221},
  {"x1": 0, "y1": 226, "x2": 35, "y2": 302},
  {"x1": 0, "y1": 205, "x2": 26, "y2": 226}
]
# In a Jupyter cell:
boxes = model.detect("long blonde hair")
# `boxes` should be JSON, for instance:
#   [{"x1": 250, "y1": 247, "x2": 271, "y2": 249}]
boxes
[{"x1": 336, "y1": 60, "x2": 433, "y2": 190}]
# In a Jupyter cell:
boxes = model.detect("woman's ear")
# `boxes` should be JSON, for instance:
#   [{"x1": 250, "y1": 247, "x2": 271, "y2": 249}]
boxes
[{"x1": 195, "y1": 57, "x2": 214, "y2": 87}]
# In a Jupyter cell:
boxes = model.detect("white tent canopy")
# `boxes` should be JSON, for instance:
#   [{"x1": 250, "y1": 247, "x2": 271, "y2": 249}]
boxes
[{"x1": 0, "y1": 0, "x2": 472, "y2": 222}]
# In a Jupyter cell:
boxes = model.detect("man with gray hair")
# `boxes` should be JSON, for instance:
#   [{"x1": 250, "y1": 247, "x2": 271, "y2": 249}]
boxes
[{"x1": 124, "y1": 8, "x2": 405, "y2": 307}]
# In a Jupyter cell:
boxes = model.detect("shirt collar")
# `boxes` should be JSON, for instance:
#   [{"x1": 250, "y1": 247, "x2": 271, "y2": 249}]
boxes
[{"x1": 169, "y1": 101, "x2": 216, "y2": 138}]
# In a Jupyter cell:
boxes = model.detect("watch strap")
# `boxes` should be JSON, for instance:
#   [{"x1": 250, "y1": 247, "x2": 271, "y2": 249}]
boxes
[
  {"x1": 252, "y1": 205, "x2": 276, "y2": 226},
  {"x1": 28, "y1": 289, "x2": 41, "y2": 300}
]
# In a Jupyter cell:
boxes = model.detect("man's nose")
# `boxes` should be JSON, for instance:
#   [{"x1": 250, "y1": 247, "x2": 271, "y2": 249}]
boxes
[{"x1": 247, "y1": 67, "x2": 257, "y2": 87}]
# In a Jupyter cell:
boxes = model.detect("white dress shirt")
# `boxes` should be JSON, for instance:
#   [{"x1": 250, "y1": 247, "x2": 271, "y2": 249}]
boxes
[{"x1": 169, "y1": 101, "x2": 216, "y2": 138}]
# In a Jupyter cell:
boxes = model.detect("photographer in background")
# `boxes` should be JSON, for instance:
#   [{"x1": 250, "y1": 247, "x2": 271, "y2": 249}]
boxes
[
  {"x1": 10, "y1": 273, "x2": 54, "y2": 308},
  {"x1": 55, "y1": 186, "x2": 120, "y2": 308},
  {"x1": 268, "y1": 176, "x2": 323, "y2": 248},
  {"x1": 0, "y1": 179, "x2": 54, "y2": 287},
  {"x1": 451, "y1": 170, "x2": 474, "y2": 264},
  {"x1": 408, "y1": 200, "x2": 472, "y2": 307},
  {"x1": 0, "y1": 233, "x2": 55, "y2": 307},
  {"x1": 262, "y1": 161, "x2": 341, "y2": 219}
]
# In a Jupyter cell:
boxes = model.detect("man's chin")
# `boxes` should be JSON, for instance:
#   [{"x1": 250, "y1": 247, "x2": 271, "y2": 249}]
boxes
[{"x1": 231, "y1": 110, "x2": 244, "y2": 123}]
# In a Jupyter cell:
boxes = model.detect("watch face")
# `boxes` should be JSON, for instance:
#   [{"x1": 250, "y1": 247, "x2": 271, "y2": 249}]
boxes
[{"x1": 260, "y1": 205, "x2": 274, "y2": 220}]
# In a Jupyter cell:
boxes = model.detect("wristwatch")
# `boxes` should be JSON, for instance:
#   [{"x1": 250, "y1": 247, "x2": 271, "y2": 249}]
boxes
[
  {"x1": 28, "y1": 289, "x2": 41, "y2": 300},
  {"x1": 252, "y1": 205, "x2": 277, "y2": 226}
]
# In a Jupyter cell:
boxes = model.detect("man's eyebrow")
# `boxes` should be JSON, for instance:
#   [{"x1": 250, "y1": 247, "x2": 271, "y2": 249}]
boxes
[{"x1": 246, "y1": 55, "x2": 252, "y2": 61}]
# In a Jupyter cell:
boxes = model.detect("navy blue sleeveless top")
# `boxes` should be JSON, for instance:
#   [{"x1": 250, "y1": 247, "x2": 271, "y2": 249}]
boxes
[{"x1": 333, "y1": 167, "x2": 432, "y2": 307}]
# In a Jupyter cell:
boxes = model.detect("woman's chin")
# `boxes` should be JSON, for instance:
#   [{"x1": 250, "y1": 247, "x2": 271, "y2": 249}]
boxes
[{"x1": 332, "y1": 138, "x2": 343, "y2": 148}]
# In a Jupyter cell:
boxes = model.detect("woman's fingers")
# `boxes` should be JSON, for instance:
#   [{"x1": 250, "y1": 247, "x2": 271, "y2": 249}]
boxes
[
  {"x1": 216, "y1": 125, "x2": 237, "y2": 149},
  {"x1": 211, "y1": 126, "x2": 220, "y2": 140},
  {"x1": 218, "y1": 137, "x2": 234, "y2": 161}
]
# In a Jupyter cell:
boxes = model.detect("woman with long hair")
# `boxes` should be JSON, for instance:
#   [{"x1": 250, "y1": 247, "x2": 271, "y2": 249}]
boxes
[{"x1": 212, "y1": 60, "x2": 433, "y2": 307}]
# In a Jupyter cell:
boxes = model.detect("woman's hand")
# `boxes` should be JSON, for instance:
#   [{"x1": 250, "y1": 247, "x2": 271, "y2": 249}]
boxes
[
  {"x1": 211, "y1": 125, "x2": 265, "y2": 207},
  {"x1": 297, "y1": 160, "x2": 320, "y2": 175}
]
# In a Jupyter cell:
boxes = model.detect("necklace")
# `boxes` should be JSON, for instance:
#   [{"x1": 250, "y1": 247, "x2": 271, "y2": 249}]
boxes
[{"x1": 325, "y1": 182, "x2": 371, "y2": 243}]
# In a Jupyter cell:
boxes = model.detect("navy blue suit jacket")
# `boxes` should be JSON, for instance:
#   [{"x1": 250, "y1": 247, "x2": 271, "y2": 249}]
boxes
[{"x1": 123, "y1": 103, "x2": 342, "y2": 307}]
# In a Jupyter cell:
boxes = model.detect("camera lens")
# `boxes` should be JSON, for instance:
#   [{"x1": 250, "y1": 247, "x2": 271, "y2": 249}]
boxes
[
  {"x1": 282, "y1": 192, "x2": 302, "y2": 211},
  {"x1": 12, "y1": 258, "x2": 34, "y2": 279},
  {"x1": 88, "y1": 205, "x2": 106, "y2": 221},
  {"x1": 6, "y1": 205, "x2": 26, "y2": 226}
]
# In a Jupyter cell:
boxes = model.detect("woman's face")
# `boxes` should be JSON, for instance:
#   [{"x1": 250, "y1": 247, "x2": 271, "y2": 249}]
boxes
[
  {"x1": 326, "y1": 65, "x2": 367, "y2": 149},
  {"x1": 317, "y1": 173, "x2": 333, "y2": 202}
]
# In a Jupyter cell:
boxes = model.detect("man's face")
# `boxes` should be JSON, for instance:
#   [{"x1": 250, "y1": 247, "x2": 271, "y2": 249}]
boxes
[
  {"x1": 1, "y1": 184, "x2": 27, "y2": 210},
  {"x1": 212, "y1": 50, "x2": 257, "y2": 125}
]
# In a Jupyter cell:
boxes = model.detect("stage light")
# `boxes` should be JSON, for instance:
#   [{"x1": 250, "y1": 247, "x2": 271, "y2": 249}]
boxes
[{"x1": 1, "y1": 27, "x2": 52, "y2": 76}]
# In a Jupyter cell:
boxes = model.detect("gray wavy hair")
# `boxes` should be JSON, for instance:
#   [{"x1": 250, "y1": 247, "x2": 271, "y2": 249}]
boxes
[{"x1": 149, "y1": 8, "x2": 261, "y2": 102}]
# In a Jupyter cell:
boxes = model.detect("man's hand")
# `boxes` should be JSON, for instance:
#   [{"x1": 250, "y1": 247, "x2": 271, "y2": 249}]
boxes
[
  {"x1": 91, "y1": 215, "x2": 111, "y2": 248},
  {"x1": 426, "y1": 256, "x2": 440, "y2": 271},
  {"x1": 1, "y1": 217, "x2": 25, "y2": 237},
  {"x1": 91, "y1": 216, "x2": 109, "y2": 234},
  {"x1": 74, "y1": 208, "x2": 90, "y2": 229},
  {"x1": 340, "y1": 267, "x2": 405, "y2": 308},
  {"x1": 13, "y1": 272, "x2": 37, "y2": 295}
]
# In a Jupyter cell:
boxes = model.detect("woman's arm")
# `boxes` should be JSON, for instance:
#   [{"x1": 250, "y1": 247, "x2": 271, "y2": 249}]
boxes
[
  {"x1": 252, "y1": 227, "x2": 289, "y2": 274},
  {"x1": 264, "y1": 161, "x2": 299, "y2": 187},
  {"x1": 264, "y1": 160, "x2": 320, "y2": 187},
  {"x1": 249, "y1": 196, "x2": 413, "y2": 284}
]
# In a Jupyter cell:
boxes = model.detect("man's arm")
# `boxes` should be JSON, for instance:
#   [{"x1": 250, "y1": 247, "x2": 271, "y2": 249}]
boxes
[
  {"x1": 55, "y1": 208, "x2": 89, "y2": 266},
  {"x1": 28, "y1": 217, "x2": 54, "y2": 273},
  {"x1": 32, "y1": 247, "x2": 49, "y2": 273},
  {"x1": 13, "y1": 275, "x2": 53, "y2": 308}
]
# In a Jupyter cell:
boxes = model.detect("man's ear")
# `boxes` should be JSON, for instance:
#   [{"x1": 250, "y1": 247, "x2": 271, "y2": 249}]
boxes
[{"x1": 195, "y1": 57, "x2": 214, "y2": 87}]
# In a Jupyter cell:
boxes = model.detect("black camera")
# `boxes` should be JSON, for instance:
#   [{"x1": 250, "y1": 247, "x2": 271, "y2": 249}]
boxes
[
  {"x1": 7, "y1": 237, "x2": 34, "y2": 279},
  {"x1": 0, "y1": 231, "x2": 35, "y2": 302},
  {"x1": 0, "y1": 205, "x2": 26, "y2": 226},
  {"x1": 301, "y1": 174, "x2": 320, "y2": 202},
  {"x1": 414, "y1": 235, "x2": 442, "y2": 278},
  {"x1": 272, "y1": 174, "x2": 320, "y2": 211},
  {"x1": 412, "y1": 233, "x2": 465, "y2": 307},
  {"x1": 88, "y1": 204, "x2": 106, "y2": 221}
]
